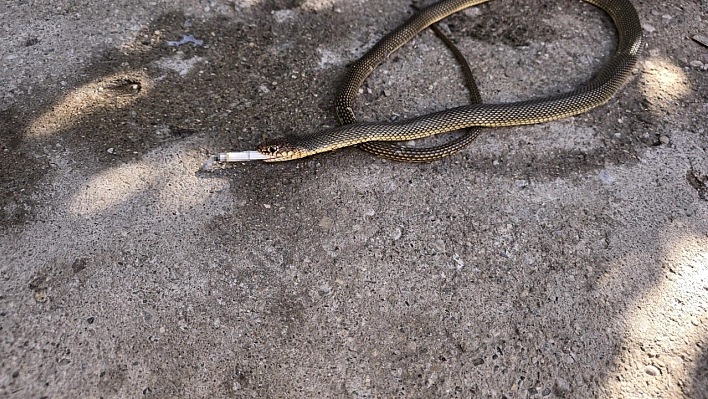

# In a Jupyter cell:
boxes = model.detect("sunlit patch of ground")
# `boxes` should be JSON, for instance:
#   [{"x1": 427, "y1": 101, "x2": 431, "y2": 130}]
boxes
[
  {"x1": 25, "y1": 72, "x2": 151, "y2": 139},
  {"x1": 602, "y1": 222, "x2": 708, "y2": 397},
  {"x1": 67, "y1": 146, "x2": 229, "y2": 218},
  {"x1": 640, "y1": 57, "x2": 691, "y2": 116}
]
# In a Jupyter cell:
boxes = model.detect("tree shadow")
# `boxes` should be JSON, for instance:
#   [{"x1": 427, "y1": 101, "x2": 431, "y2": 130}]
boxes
[
  {"x1": 1, "y1": 0, "x2": 664, "y2": 228},
  {"x1": 3, "y1": 1, "x2": 704, "y2": 397},
  {"x1": 689, "y1": 342, "x2": 708, "y2": 398}
]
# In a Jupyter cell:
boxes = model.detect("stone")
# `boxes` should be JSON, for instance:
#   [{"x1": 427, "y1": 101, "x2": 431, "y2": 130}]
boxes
[
  {"x1": 318, "y1": 216, "x2": 333, "y2": 230},
  {"x1": 645, "y1": 365, "x2": 660, "y2": 376},
  {"x1": 599, "y1": 169, "x2": 615, "y2": 184},
  {"x1": 432, "y1": 239, "x2": 446, "y2": 253},
  {"x1": 642, "y1": 23, "x2": 656, "y2": 33},
  {"x1": 554, "y1": 377, "x2": 570, "y2": 394}
]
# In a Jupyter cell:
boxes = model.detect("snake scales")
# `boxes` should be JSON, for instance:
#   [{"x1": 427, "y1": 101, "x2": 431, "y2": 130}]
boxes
[
  {"x1": 256, "y1": 0, "x2": 642, "y2": 162},
  {"x1": 357, "y1": 9, "x2": 485, "y2": 162}
]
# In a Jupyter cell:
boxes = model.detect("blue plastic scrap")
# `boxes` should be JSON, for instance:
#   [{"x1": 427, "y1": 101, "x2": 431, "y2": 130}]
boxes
[{"x1": 167, "y1": 35, "x2": 204, "y2": 47}]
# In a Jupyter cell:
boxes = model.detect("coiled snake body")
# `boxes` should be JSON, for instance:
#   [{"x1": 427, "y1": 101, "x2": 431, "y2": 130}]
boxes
[{"x1": 256, "y1": 0, "x2": 642, "y2": 162}]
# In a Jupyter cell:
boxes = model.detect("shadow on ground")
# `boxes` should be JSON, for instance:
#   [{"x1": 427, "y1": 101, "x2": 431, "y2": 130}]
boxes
[{"x1": 1, "y1": 0, "x2": 707, "y2": 397}]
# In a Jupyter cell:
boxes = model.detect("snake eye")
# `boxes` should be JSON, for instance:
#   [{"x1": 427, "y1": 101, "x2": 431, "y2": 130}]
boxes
[{"x1": 268, "y1": 146, "x2": 278, "y2": 154}]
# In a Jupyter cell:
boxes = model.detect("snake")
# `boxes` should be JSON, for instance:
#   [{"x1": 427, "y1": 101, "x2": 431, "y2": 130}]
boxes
[
  {"x1": 357, "y1": 10, "x2": 485, "y2": 162},
  {"x1": 255, "y1": 0, "x2": 642, "y2": 162}
]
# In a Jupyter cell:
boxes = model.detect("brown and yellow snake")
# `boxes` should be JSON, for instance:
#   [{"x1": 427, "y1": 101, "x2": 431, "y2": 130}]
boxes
[{"x1": 203, "y1": 0, "x2": 642, "y2": 165}]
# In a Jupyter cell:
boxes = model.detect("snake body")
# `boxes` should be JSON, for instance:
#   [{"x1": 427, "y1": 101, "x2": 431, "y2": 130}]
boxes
[
  {"x1": 358, "y1": 15, "x2": 485, "y2": 161},
  {"x1": 257, "y1": 0, "x2": 642, "y2": 162}
]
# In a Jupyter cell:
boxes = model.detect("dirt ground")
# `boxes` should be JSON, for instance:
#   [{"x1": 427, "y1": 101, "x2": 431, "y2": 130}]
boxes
[{"x1": 1, "y1": 0, "x2": 707, "y2": 397}]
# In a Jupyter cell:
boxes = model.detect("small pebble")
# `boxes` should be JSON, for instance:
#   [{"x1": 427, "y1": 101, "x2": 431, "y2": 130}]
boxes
[
  {"x1": 554, "y1": 377, "x2": 570, "y2": 393},
  {"x1": 364, "y1": 208, "x2": 375, "y2": 217},
  {"x1": 599, "y1": 169, "x2": 615, "y2": 184},
  {"x1": 689, "y1": 60, "x2": 704, "y2": 69},
  {"x1": 318, "y1": 217, "x2": 333, "y2": 230},
  {"x1": 318, "y1": 284, "x2": 332, "y2": 297},
  {"x1": 472, "y1": 358, "x2": 484, "y2": 366},
  {"x1": 642, "y1": 23, "x2": 656, "y2": 33},
  {"x1": 692, "y1": 34, "x2": 708, "y2": 47},
  {"x1": 463, "y1": 7, "x2": 481, "y2": 17},
  {"x1": 432, "y1": 239, "x2": 446, "y2": 253},
  {"x1": 659, "y1": 135, "x2": 670, "y2": 145},
  {"x1": 34, "y1": 289, "x2": 48, "y2": 303},
  {"x1": 391, "y1": 227, "x2": 402, "y2": 240},
  {"x1": 452, "y1": 253, "x2": 464, "y2": 269},
  {"x1": 542, "y1": 388, "x2": 552, "y2": 396},
  {"x1": 645, "y1": 365, "x2": 660, "y2": 376},
  {"x1": 107, "y1": 147, "x2": 115, "y2": 154}
]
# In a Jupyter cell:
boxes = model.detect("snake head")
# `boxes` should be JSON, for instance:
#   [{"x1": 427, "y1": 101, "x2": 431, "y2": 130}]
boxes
[{"x1": 256, "y1": 138, "x2": 308, "y2": 162}]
